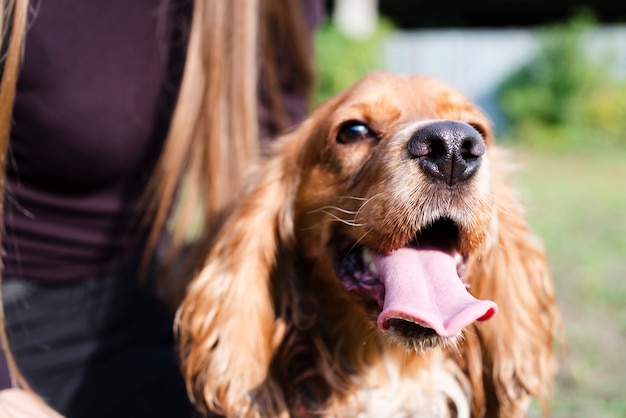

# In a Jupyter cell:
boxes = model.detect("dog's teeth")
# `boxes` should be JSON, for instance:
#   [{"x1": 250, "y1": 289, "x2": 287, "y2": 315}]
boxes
[
  {"x1": 363, "y1": 247, "x2": 372, "y2": 264},
  {"x1": 362, "y1": 248, "x2": 378, "y2": 275}
]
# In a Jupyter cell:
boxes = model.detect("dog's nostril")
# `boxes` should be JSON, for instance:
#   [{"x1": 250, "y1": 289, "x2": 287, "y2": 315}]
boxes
[
  {"x1": 460, "y1": 136, "x2": 485, "y2": 160},
  {"x1": 408, "y1": 121, "x2": 485, "y2": 186},
  {"x1": 428, "y1": 137, "x2": 447, "y2": 160},
  {"x1": 409, "y1": 135, "x2": 447, "y2": 160}
]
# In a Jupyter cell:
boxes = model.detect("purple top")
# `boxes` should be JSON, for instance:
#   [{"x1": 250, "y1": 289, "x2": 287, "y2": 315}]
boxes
[{"x1": 3, "y1": 0, "x2": 324, "y2": 281}]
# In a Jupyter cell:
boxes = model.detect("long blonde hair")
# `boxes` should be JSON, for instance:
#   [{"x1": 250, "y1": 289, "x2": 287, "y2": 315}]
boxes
[
  {"x1": 147, "y1": 0, "x2": 314, "y2": 265},
  {"x1": 0, "y1": 0, "x2": 313, "y2": 390},
  {"x1": 0, "y1": 0, "x2": 29, "y2": 391}
]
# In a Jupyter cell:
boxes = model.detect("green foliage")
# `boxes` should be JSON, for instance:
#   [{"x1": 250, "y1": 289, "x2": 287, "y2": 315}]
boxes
[
  {"x1": 500, "y1": 13, "x2": 599, "y2": 126},
  {"x1": 313, "y1": 17, "x2": 395, "y2": 105},
  {"x1": 497, "y1": 12, "x2": 626, "y2": 150}
]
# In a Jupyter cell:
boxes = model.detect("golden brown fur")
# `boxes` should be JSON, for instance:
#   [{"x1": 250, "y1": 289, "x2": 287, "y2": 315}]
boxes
[{"x1": 176, "y1": 72, "x2": 561, "y2": 417}]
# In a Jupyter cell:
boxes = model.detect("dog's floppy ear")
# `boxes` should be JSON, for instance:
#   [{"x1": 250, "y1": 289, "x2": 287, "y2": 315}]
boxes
[
  {"x1": 175, "y1": 120, "x2": 313, "y2": 417},
  {"x1": 461, "y1": 147, "x2": 562, "y2": 417}
]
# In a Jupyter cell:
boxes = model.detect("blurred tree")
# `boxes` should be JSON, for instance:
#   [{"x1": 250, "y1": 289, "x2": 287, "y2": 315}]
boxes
[{"x1": 497, "y1": 11, "x2": 626, "y2": 149}]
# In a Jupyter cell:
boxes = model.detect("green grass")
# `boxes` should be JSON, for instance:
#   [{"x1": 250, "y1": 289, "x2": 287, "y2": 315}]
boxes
[{"x1": 514, "y1": 146, "x2": 626, "y2": 417}]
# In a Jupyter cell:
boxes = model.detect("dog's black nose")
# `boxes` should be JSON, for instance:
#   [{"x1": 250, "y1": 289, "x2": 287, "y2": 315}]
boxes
[{"x1": 407, "y1": 121, "x2": 485, "y2": 186}]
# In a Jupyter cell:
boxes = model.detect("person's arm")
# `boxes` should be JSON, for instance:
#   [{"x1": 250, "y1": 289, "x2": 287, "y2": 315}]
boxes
[{"x1": 0, "y1": 388, "x2": 64, "y2": 418}]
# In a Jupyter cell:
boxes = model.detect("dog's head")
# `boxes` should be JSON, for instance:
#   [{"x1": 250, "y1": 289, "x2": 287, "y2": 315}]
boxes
[
  {"x1": 289, "y1": 72, "x2": 497, "y2": 350},
  {"x1": 177, "y1": 72, "x2": 559, "y2": 417}
]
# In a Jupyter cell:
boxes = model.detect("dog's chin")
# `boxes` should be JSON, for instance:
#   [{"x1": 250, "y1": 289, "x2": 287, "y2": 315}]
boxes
[
  {"x1": 385, "y1": 319, "x2": 461, "y2": 353},
  {"x1": 333, "y1": 217, "x2": 473, "y2": 353}
]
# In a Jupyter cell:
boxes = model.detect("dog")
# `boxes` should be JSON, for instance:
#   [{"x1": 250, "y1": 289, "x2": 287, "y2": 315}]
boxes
[{"x1": 175, "y1": 72, "x2": 561, "y2": 417}]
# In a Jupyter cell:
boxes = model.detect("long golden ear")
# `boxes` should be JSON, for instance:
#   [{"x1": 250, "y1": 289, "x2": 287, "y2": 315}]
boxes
[
  {"x1": 463, "y1": 147, "x2": 562, "y2": 417},
  {"x1": 174, "y1": 128, "x2": 306, "y2": 417}
]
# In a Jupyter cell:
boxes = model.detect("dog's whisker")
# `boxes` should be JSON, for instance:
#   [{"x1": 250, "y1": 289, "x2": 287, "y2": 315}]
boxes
[
  {"x1": 342, "y1": 192, "x2": 386, "y2": 229},
  {"x1": 346, "y1": 229, "x2": 373, "y2": 254},
  {"x1": 305, "y1": 211, "x2": 367, "y2": 228},
  {"x1": 337, "y1": 195, "x2": 370, "y2": 201},
  {"x1": 357, "y1": 192, "x2": 384, "y2": 212},
  {"x1": 324, "y1": 212, "x2": 365, "y2": 227},
  {"x1": 308, "y1": 205, "x2": 359, "y2": 216},
  {"x1": 299, "y1": 217, "x2": 368, "y2": 232}
]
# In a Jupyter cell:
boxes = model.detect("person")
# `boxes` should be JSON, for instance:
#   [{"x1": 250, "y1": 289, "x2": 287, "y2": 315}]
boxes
[{"x1": 0, "y1": 0, "x2": 323, "y2": 416}]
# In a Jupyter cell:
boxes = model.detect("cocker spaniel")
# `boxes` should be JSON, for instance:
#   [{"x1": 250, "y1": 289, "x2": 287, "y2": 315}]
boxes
[{"x1": 176, "y1": 72, "x2": 561, "y2": 418}]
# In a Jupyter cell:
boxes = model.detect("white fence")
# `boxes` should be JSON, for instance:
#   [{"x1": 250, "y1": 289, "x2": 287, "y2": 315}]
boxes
[{"x1": 384, "y1": 25, "x2": 626, "y2": 132}]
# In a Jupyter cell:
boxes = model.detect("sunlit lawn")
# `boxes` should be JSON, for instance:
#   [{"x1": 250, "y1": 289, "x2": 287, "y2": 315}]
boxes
[{"x1": 514, "y1": 146, "x2": 626, "y2": 417}]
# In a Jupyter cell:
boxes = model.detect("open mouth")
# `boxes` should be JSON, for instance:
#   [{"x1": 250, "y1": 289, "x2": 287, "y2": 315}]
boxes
[{"x1": 334, "y1": 218, "x2": 497, "y2": 346}]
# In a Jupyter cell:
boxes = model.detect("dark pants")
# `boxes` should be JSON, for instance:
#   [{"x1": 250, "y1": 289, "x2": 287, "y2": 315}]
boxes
[{"x1": 1, "y1": 263, "x2": 195, "y2": 418}]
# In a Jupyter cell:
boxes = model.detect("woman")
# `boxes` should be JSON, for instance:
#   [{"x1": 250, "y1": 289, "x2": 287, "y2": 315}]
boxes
[{"x1": 0, "y1": 0, "x2": 323, "y2": 416}]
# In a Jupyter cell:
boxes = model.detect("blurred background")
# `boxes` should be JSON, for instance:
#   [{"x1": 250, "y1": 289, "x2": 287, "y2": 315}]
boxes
[{"x1": 314, "y1": 1, "x2": 626, "y2": 417}]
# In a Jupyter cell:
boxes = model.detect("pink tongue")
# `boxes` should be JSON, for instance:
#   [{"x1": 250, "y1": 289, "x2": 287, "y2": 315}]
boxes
[{"x1": 373, "y1": 247, "x2": 497, "y2": 338}]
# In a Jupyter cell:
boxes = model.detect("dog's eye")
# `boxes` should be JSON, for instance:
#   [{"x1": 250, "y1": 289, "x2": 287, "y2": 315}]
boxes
[{"x1": 336, "y1": 122, "x2": 376, "y2": 144}]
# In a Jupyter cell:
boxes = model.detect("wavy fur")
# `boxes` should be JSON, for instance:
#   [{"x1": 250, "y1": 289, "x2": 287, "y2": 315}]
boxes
[{"x1": 176, "y1": 72, "x2": 561, "y2": 417}]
